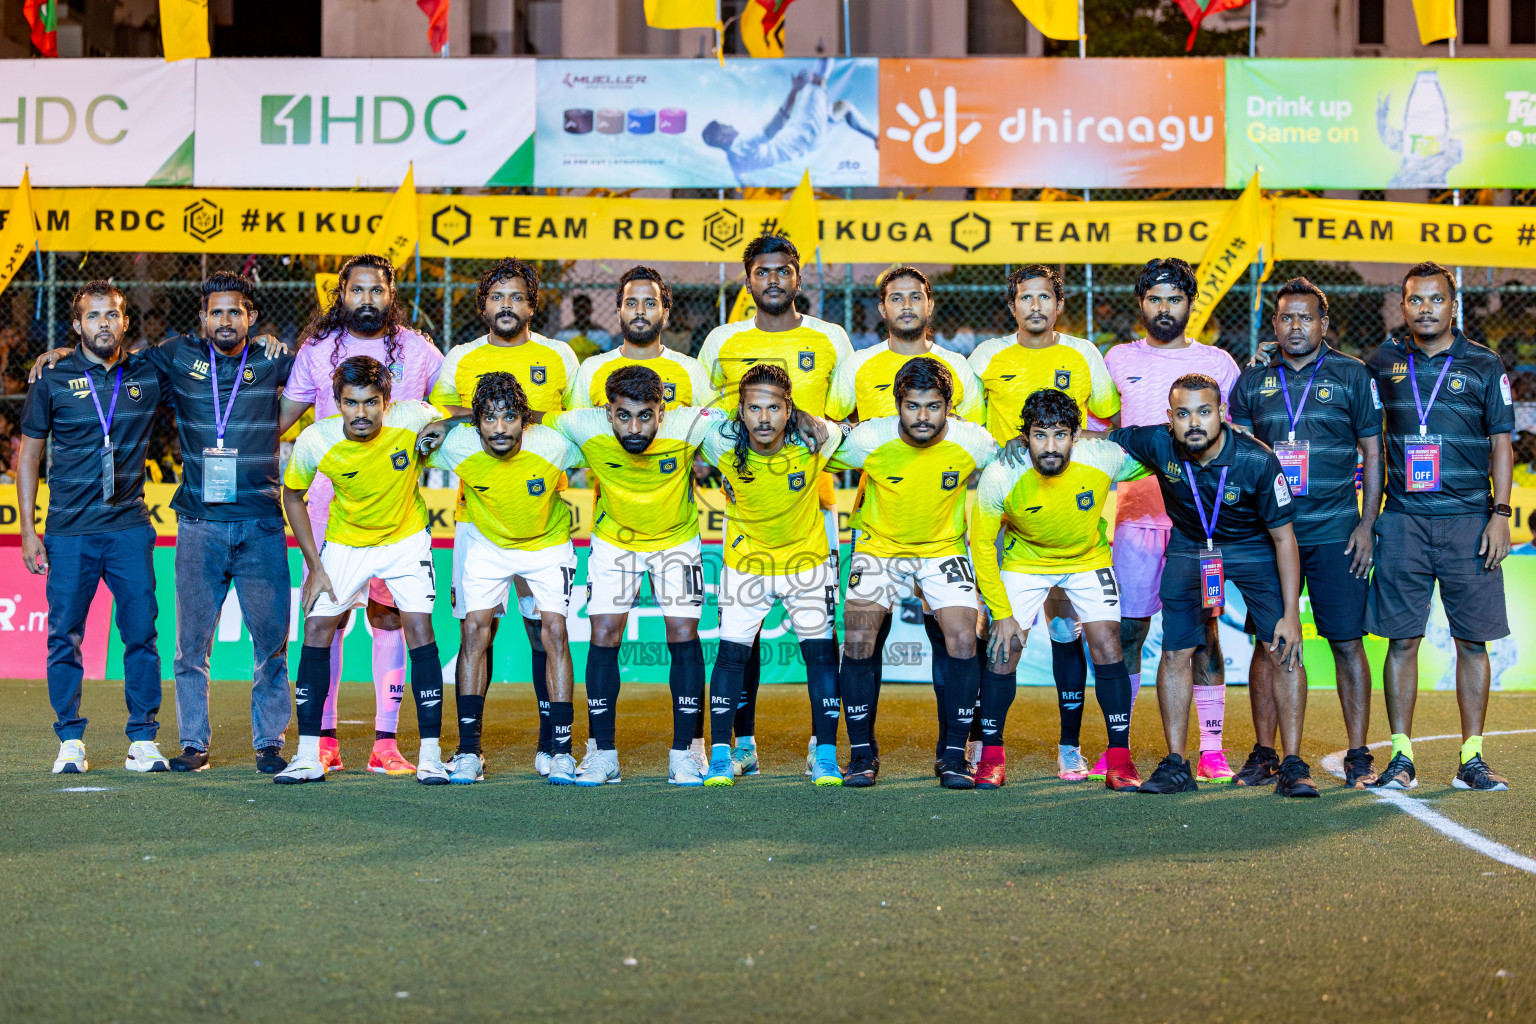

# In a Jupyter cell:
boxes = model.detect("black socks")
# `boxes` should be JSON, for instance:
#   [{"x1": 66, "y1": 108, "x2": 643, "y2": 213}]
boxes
[
  {"x1": 733, "y1": 636, "x2": 762, "y2": 738},
  {"x1": 586, "y1": 644, "x2": 621, "y2": 750},
  {"x1": 524, "y1": 617, "x2": 552, "y2": 754},
  {"x1": 942, "y1": 652, "x2": 981, "y2": 757},
  {"x1": 295, "y1": 643, "x2": 332, "y2": 736},
  {"x1": 1093, "y1": 660, "x2": 1133, "y2": 749},
  {"x1": 710, "y1": 640, "x2": 753, "y2": 748},
  {"x1": 800, "y1": 638, "x2": 840, "y2": 746},
  {"x1": 840, "y1": 651, "x2": 879, "y2": 755},
  {"x1": 456, "y1": 692, "x2": 485, "y2": 755},
  {"x1": 549, "y1": 700, "x2": 574, "y2": 755},
  {"x1": 408, "y1": 642, "x2": 443, "y2": 739},
  {"x1": 923, "y1": 613, "x2": 948, "y2": 757},
  {"x1": 1053, "y1": 638, "x2": 1088, "y2": 747},
  {"x1": 667, "y1": 639, "x2": 705, "y2": 751},
  {"x1": 978, "y1": 667, "x2": 1017, "y2": 746}
]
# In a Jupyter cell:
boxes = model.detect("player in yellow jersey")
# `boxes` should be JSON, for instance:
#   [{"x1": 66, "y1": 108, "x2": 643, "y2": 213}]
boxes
[
  {"x1": 423, "y1": 373, "x2": 584, "y2": 785},
  {"x1": 568, "y1": 267, "x2": 716, "y2": 411},
  {"x1": 696, "y1": 235, "x2": 853, "y2": 774},
  {"x1": 828, "y1": 358, "x2": 999, "y2": 789},
  {"x1": 971, "y1": 389, "x2": 1146, "y2": 792},
  {"x1": 276, "y1": 356, "x2": 450, "y2": 786},
  {"x1": 430, "y1": 258, "x2": 580, "y2": 777},
  {"x1": 695, "y1": 363, "x2": 845, "y2": 787},
  {"x1": 970, "y1": 264, "x2": 1123, "y2": 781}
]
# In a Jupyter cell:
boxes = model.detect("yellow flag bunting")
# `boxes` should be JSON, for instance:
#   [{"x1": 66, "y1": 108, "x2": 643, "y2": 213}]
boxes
[
  {"x1": 0, "y1": 170, "x2": 37, "y2": 297},
  {"x1": 314, "y1": 166, "x2": 419, "y2": 306},
  {"x1": 1187, "y1": 172, "x2": 1268, "y2": 340},
  {"x1": 159, "y1": 0, "x2": 210, "y2": 61},
  {"x1": 1011, "y1": 0, "x2": 1080, "y2": 41}
]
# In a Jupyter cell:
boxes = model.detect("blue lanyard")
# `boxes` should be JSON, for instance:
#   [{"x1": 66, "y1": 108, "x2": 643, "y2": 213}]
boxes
[
  {"x1": 1407, "y1": 352, "x2": 1454, "y2": 437},
  {"x1": 83, "y1": 364, "x2": 122, "y2": 449},
  {"x1": 1182, "y1": 462, "x2": 1229, "y2": 551},
  {"x1": 208, "y1": 344, "x2": 249, "y2": 449},
  {"x1": 1277, "y1": 350, "x2": 1325, "y2": 443}
]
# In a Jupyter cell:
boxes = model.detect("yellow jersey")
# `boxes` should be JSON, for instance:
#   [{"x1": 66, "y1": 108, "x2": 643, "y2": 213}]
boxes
[
  {"x1": 968, "y1": 332, "x2": 1120, "y2": 444},
  {"x1": 829, "y1": 416, "x2": 998, "y2": 559},
  {"x1": 426, "y1": 423, "x2": 584, "y2": 551},
  {"x1": 568, "y1": 346, "x2": 717, "y2": 411},
  {"x1": 429, "y1": 332, "x2": 580, "y2": 416},
  {"x1": 826, "y1": 341, "x2": 986, "y2": 423},
  {"x1": 969, "y1": 439, "x2": 1149, "y2": 620},
  {"x1": 545, "y1": 406, "x2": 716, "y2": 552},
  {"x1": 696, "y1": 314, "x2": 854, "y2": 417},
  {"x1": 698, "y1": 417, "x2": 841, "y2": 574},
  {"x1": 284, "y1": 400, "x2": 441, "y2": 548}
]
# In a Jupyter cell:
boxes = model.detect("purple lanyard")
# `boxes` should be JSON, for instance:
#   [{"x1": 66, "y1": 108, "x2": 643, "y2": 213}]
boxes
[
  {"x1": 1182, "y1": 463, "x2": 1229, "y2": 551},
  {"x1": 83, "y1": 365, "x2": 122, "y2": 449},
  {"x1": 1277, "y1": 350, "x2": 1325, "y2": 442},
  {"x1": 208, "y1": 344, "x2": 249, "y2": 448},
  {"x1": 1407, "y1": 352, "x2": 1454, "y2": 437}
]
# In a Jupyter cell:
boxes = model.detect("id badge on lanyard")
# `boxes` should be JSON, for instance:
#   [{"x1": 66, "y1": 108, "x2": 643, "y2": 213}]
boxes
[
  {"x1": 1199, "y1": 547, "x2": 1225, "y2": 609},
  {"x1": 1405, "y1": 435, "x2": 1443, "y2": 492},
  {"x1": 84, "y1": 366, "x2": 122, "y2": 503},
  {"x1": 203, "y1": 344, "x2": 249, "y2": 504},
  {"x1": 1274, "y1": 441, "x2": 1309, "y2": 496}
]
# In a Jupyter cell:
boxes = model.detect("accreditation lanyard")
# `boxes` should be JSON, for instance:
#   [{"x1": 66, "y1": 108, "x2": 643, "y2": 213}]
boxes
[
  {"x1": 1274, "y1": 351, "x2": 1324, "y2": 495},
  {"x1": 84, "y1": 365, "x2": 122, "y2": 502},
  {"x1": 1405, "y1": 352, "x2": 1453, "y2": 493},
  {"x1": 203, "y1": 344, "x2": 249, "y2": 504},
  {"x1": 1183, "y1": 462, "x2": 1229, "y2": 609}
]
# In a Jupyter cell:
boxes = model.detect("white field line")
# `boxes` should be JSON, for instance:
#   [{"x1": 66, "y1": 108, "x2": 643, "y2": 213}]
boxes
[{"x1": 1321, "y1": 730, "x2": 1536, "y2": 876}]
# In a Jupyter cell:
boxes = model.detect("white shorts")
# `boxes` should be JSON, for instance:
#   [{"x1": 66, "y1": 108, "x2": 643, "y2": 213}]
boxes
[
  {"x1": 1001, "y1": 567, "x2": 1122, "y2": 628},
  {"x1": 846, "y1": 550, "x2": 980, "y2": 612},
  {"x1": 310, "y1": 530, "x2": 435, "y2": 619},
  {"x1": 452, "y1": 523, "x2": 505, "y2": 620},
  {"x1": 305, "y1": 506, "x2": 395, "y2": 611},
  {"x1": 456, "y1": 524, "x2": 577, "y2": 618},
  {"x1": 717, "y1": 562, "x2": 838, "y2": 645},
  {"x1": 585, "y1": 535, "x2": 705, "y2": 620}
]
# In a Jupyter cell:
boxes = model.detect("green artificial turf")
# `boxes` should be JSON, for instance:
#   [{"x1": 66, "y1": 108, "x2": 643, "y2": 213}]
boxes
[{"x1": 1, "y1": 680, "x2": 1533, "y2": 1023}]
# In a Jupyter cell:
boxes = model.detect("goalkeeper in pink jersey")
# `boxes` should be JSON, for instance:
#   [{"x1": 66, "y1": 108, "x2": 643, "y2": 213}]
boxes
[
  {"x1": 1102, "y1": 259, "x2": 1241, "y2": 785},
  {"x1": 278, "y1": 254, "x2": 444, "y2": 776}
]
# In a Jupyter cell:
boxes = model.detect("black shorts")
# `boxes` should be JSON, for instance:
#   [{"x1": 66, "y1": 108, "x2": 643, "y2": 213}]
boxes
[
  {"x1": 1161, "y1": 541, "x2": 1284, "y2": 651},
  {"x1": 1365, "y1": 512, "x2": 1508, "y2": 642},
  {"x1": 1243, "y1": 540, "x2": 1368, "y2": 643}
]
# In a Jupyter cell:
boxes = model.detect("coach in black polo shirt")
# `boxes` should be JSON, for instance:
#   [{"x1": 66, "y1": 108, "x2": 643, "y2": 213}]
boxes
[
  {"x1": 1108, "y1": 373, "x2": 1307, "y2": 795},
  {"x1": 1365, "y1": 261, "x2": 1514, "y2": 793},
  {"x1": 18, "y1": 281, "x2": 169, "y2": 775},
  {"x1": 1231, "y1": 278, "x2": 1383, "y2": 791}
]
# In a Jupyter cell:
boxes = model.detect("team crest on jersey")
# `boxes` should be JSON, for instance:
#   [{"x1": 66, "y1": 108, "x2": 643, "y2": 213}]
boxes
[
  {"x1": 529, "y1": 364, "x2": 547, "y2": 386},
  {"x1": 242, "y1": 366, "x2": 256, "y2": 384},
  {"x1": 527, "y1": 478, "x2": 546, "y2": 496},
  {"x1": 1315, "y1": 384, "x2": 1334, "y2": 403},
  {"x1": 1076, "y1": 490, "x2": 1094, "y2": 510},
  {"x1": 788, "y1": 471, "x2": 806, "y2": 491},
  {"x1": 391, "y1": 449, "x2": 410, "y2": 471},
  {"x1": 1448, "y1": 373, "x2": 1466, "y2": 394},
  {"x1": 663, "y1": 382, "x2": 677, "y2": 402},
  {"x1": 125, "y1": 382, "x2": 143, "y2": 401},
  {"x1": 1223, "y1": 485, "x2": 1240, "y2": 505},
  {"x1": 1054, "y1": 369, "x2": 1072, "y2": 390},
  {"x1": 848, "y1": 571, "x2": 862, "y2": 589},
  {"x1": 941, "y1": 470, "x2": 960, "y2": 490},
  {"x1": 659, "y1": 457, "x2": 677, "y2": 474},
  {"x1": 798, "y1": 350, "x2": 815, "y2": 372}
]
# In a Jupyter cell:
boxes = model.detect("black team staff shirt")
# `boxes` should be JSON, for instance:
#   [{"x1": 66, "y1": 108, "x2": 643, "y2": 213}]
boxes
[
  {"x1": 1108, "y1": 423, "x2": 1296, "y2": 554},
  {"x1": 20, "y1": 347, "x2": 165, "y2": 536},
  {"x1": 1365, "y1": 331, "x2": 1514, "y2": 517},
  {"x1": 1230, "y1": 343, "x2": 1381, "y2": 545},
  {"x1": 146, "y1": 334, "x2": 296, "y2": 521}
]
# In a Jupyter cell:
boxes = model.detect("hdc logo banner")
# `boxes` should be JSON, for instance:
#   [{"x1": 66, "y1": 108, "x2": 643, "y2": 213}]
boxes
[
  {"x1": 193, "y1": 58, "x2": 535, "y2": 187},
  {"x1": 0, "y1": 59, "x2": 194, "y2": 186},
  {"x1": 878, "y1": 58, "x2": 1226, "y2": 189}
]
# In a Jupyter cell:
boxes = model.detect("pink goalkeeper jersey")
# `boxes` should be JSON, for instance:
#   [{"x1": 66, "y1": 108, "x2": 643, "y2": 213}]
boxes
[
  {"x1": 1105, "y1": 338, "x2": 1241, "y2": 528},
  {"x1": 287, "y1": 327, "x2": 444, "y2": 516}
]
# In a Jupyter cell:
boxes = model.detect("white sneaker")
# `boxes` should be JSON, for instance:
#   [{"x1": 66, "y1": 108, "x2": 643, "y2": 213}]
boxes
[
  {"x1": 125, "y1": 740, "x2": 170, "y2": 773},
  {"x1": 534, "y1": 750, "x2": 552, "y2": 777},
  {"x1": 547, "y1": 752, "x2": 578, "y2": 785},
  {"x1": 53, "y1": 739, "x2": 88, "y2": 774},
  {"x1": 668, "y1": 749, "x2": 705, "y2": 787},
  {"x1": 804, "y1": 735, "x2": 817, "y2": 776},
  {"x1": 416, "y1": 757, "x2": 451, "y2": 785},
  {"x1": 574, "y1": 737, "x2": 597, "y2": 777},
  {"x1": 574, "y1": 747, "x2": 621, "y2": 787},
  {"x1": 447, "y1": 752, "x2": 485, "y2": 784},
  {"x1": 274, "y1": 753, "x2": 326, "y2": 784}
]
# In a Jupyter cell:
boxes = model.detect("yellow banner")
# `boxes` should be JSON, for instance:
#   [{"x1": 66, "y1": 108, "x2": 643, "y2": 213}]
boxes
[{"x1": 6, "y1": 188, "x2": 1536, "y2": 268}]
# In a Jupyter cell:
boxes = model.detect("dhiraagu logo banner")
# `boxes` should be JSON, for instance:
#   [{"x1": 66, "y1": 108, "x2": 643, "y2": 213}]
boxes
[
  {"x1": 0, "y1": 59, "x2": 194, "y2": 186},
  {"x1": 193, "y1": 58, "x2": 535, "y2": 187},
  {"x1": 1227, "y1": 58, "x2": 1536, "y2": 189}
]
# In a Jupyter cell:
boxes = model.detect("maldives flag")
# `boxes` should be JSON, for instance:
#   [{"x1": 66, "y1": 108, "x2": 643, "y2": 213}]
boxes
[
  {"x1": 24, "y1": 0, "x2": 58, "y2": 57},
  {"x1": 416, "y1": 0, "x2": 450, "y2": 53},
  {"x1": 1175, "y1": 0, "x2": 1249, "y2": 50}
]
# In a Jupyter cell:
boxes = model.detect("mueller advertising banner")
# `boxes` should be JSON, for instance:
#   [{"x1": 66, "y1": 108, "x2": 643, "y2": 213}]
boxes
[
  {"x1": 1227, "y1": 59, "x2": 1536, "y2": 189},
  {"x1": 0, "y1": 59, "x2": 195, "y2": 186},
  {"x1": 878, "y1": 58, "x2": 1226, "y2": 189},
  {"x1": 192, "y1": 58, "x2": 536, "y2": 187},
  {"x1": 535, "y1": 59, "x2": 880, "y2": 188}
]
